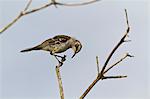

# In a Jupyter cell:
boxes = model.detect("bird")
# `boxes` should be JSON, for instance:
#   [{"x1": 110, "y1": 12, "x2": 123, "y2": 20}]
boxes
[{"x1": 20, "y1": 35, "x2": 82, "y2": 63}]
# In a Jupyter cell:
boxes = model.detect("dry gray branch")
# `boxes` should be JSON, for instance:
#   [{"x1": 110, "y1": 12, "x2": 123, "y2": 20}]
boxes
[
  {"x1": 0, "y1": 0, "x2": 101, "y2": 34},
  {"x1": 55, "y1": 55, "x2": 66, "y2": 99},
  {"x1": 56, "y1": 66, "x2": 64, "y2": 99},
  {"x1": 80, "y1": 9, "x2": 133, "y2": 99}
]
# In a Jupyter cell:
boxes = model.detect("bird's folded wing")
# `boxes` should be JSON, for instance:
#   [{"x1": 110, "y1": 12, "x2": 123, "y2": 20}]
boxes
[{"x1": 53, "y1": 35, "x2": 71, "y2": 43}]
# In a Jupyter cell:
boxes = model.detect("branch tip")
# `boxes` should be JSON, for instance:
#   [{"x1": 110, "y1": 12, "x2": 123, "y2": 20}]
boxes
[
  {"x1": 96, "y1": 56, "x2": 100, "y2": 74},
  {"x1": 126, "y1": 53, "x2": 134, "y2": 57},
  {"x1": 102, "y1": 75, "x2": 127, "y2": 80},
  {"x1": 124, "y1": 39, "x2": 131, "y2": 42}
]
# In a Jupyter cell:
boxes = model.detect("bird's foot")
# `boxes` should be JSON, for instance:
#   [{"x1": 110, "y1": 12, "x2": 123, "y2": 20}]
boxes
[
  {"x1": 61, "y1": 55, "x2": 66, "y2": 62},
  {"x1": 53, "y1": 54, "x2": 67, "y2": 67}
]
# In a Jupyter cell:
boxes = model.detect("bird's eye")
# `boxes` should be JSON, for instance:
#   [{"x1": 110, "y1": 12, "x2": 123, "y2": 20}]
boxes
[{"x1": 75, "y1": 44, "x2": 79, "y2": 50}]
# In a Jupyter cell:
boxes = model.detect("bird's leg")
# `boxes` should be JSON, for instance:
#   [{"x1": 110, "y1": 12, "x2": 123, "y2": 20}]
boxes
[
  {"x1": 54, "y1": 55, "x2": 62, "y2": 64},
  {"x1": 54, "y1": 54, "x2": 64, "y2": 58},
  {"x1": 54, "y1": 55, "x2": 66, "y2": 66},
  {"x1": 50, "y1": 52, "x2": 66, "y2": 66},
  {"x1": 55, "y1": 55, "x2": 66, "y2": 61},
  {"x1": 50, "y1": 52, "x2": 61, "y2": 64},
  {"x1": 61, "y1": 55, "x2": 66, "y2": 62}
]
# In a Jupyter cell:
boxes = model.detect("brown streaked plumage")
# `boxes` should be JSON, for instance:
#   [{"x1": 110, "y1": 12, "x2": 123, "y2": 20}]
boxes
[{"x1": 21, "y1": 35, "x2": 82, "y2": 59}]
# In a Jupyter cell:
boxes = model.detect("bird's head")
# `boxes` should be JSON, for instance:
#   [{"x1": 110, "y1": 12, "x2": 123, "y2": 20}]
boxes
[{"x1": 71, "y1": 40, "x2": 82, "y2": 58}]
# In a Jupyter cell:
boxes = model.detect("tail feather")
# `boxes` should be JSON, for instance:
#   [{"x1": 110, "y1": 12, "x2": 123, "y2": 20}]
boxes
[{"x1": 20, "y1": 45, "x2": 41, "y2": 52}]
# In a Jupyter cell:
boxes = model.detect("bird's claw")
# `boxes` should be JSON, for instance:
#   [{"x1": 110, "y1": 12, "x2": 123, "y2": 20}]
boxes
[
  {"x1": 59, "y1": 55, "x2": 66, "y2": 67},
  {"x1": 61, "y1": 55, "x2": 66, "y2": 62},
  {"x1": 59, "y1": 61, "x2": 63, "y2": 67}
]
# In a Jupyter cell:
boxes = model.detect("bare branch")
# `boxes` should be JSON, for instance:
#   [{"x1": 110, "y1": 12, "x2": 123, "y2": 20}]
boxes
[
  {"x1": 80, "y1": 9, "x2": 131, "y2": 99},
  {"x1": 56, "y1": 66, "x2": 64, "y2": 99},
  {"x1": 96, "y1": 56, "x2": 100, "y2": 75},
  {"x1": 103, "y1": 53, "x2": 133, "y2": 74},
  {"x1": 102, "y1": 75, "x2": 127, "y2": 80},
  {"x1": 55, "y1": 55, "x2": 66, "y2": 99},
  {"x1": 0, "y1": 0, "x2": 101, "y2": 34},
  {"x1": 79, "y1": 75, "x2": 127, "y2": 99},
  {"x1": 100, "y1": 9, "x2": 130, "y2": 75},
  {"x1": 125, "y1": 9, "x2": 129, "y2": 29},
  {"x1": 80, "y1": 76, "x2": 100, "y2": 99}
]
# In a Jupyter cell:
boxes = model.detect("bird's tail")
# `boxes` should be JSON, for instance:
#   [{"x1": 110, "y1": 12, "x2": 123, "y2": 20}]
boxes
[{"x1": 20, "y1": 45, "x2": 42, "y2": 52}]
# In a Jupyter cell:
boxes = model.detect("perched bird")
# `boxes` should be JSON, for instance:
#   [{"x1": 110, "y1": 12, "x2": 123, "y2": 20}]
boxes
[{"x1": 21, "y1": 35, "x2": 82, "y2": 63}]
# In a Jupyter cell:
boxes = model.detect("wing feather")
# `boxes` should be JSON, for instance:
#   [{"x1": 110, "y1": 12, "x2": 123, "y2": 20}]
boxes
[{"x1": 53, "y1": 35, "x2": 71, "y2": 43}]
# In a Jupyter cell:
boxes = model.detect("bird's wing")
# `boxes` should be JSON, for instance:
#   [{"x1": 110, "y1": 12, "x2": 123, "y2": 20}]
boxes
[
  {"x1": 53, "y1": 35, "x2": 71, "y2": 43},
  {"x1": 40, "y1": 38, "x2": 56, "y2": 48},
  {"x1": 40, "y1": 35, "x2": 71, "y2": 47}
]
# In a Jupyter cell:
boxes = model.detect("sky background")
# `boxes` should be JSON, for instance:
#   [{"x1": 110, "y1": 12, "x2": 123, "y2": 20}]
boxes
[{"x1": 0, "y1": 0, "x2": 149, "y2": 99}]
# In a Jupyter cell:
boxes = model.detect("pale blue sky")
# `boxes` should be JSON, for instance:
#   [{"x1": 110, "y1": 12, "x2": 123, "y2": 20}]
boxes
[{"x1": 0, "y1": 0, "x2": 149, "y2": 99}]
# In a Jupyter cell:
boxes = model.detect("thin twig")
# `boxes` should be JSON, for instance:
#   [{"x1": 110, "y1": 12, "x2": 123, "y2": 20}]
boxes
[
  {"x1": 0, "y1": 0, "x2": 101, "y2": 34},
  {"x1": 80, "y1": 9, "x2": 131, "y2": 99},
  {"x1": 104, "y1": 53, "x2": 133, "y2": 74},
  {"x1": 102, "y1": 75, "x2": 127, "y2": 80},
  {"x1": 96, "y1": 56, "x2": 100, "y2": 75},
  {"x1": 24, "y1": 0, "x2": 32, "y2": 11},
  {"x1": 125, "y1": 9, "x2": 129, "y2": 28},
  {"x1": 57, "y1": 0, "x2": 101, "y2": 7}
]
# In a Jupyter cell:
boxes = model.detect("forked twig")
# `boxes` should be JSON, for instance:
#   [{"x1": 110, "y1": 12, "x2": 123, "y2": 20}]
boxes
[
  {"x1": 80, "y1": 9, "x2": 132, "y2": 99},
  {"x1": 104, "y1": 53, "x2": 134, "y2": 74},
  {"x1": 0, "y1": 0, "x2": 101, "y2": 34},
  {"x1": 100, "y1": 9, "x2": 130, "y2": 75}
]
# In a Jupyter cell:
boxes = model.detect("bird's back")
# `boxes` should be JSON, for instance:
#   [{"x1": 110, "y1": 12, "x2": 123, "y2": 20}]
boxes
[{"x1": 21, "y1": 35, "x2": 73, "y2": 53}]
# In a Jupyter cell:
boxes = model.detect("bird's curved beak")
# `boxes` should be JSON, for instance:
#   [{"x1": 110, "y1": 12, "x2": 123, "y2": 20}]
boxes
[{"x1": 71, "y1": 52, "x2": 77, "y2": 58}]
